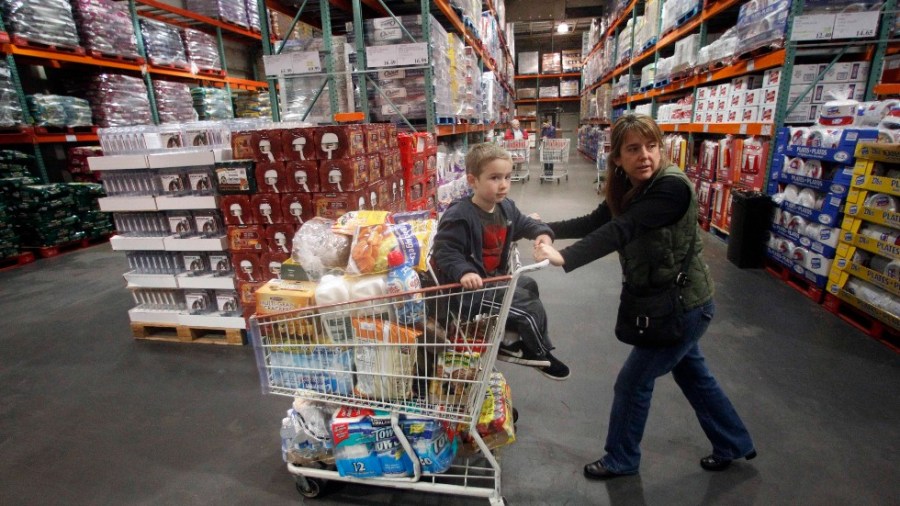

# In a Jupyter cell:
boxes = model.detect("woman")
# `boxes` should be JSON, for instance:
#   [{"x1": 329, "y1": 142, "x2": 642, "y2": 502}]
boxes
[
  {"x1": 534, "y1": 114, "x2": 755, "y2": 479},
  {"x1": 540, "y1": 119, "x2": 556, "y2": 177},
  {"x1": 504, "y1": 119, "x2": 528, "y2": 140}
]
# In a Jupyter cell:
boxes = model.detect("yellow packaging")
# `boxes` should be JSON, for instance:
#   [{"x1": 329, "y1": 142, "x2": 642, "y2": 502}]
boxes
[{"x1": 255, "y1": 279, "x2": 318, "y2": 315}]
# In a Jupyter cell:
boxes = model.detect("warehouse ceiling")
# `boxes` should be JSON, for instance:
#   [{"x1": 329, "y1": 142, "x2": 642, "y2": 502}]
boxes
[{"x1": 507, "y1": 0, "x2": 604, "y2": 37}]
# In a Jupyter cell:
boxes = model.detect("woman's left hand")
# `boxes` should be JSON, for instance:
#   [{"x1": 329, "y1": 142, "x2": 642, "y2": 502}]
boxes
[{"x1": 534, "y1": 242, "x2": 565, "y2": 267}]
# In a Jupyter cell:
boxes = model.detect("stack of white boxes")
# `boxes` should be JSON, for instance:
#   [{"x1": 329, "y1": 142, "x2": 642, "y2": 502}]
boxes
[
  {"x1": 785, "y1": 61, "x2": 870, "y2": 123},
  {"x1": 690, "y1": 67, "x2": 782, "y2": 125}
]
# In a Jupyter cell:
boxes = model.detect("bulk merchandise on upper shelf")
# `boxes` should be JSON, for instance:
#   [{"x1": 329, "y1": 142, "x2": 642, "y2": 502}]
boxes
[{"x1": 582, "y1": 0, "x2": 792, "y2": 94}]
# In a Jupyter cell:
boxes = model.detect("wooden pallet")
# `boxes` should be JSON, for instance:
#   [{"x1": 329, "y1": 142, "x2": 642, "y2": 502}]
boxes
[
  {"x1": 11, "y1": 35, "x2": 85, "y2": 55},
  {"x1": 196, "y1": 67, "x2": 226, "y2": 78},
  {"x1": 0, "y1": 251, "x2": 36, "y2": 272},
  {"x1": 151, "y1": 61, "x2": 192, "y2": 72},
  {"x1": 131, "y1": 322, "x2": 245, "y2": 345},
  {"x1": 87, "y1": 50, "x2": 145, "y2": 65},
  {"x1": 823, "y1": 294, "x2": 900, "y2": 352},
  {"x1": 764, "y1": 257, "x2": 826, "y2": 303}
]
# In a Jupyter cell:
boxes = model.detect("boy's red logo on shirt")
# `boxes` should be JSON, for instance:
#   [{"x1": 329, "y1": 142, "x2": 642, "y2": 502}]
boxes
[{"x1": 482, "y1": 223, "x2": 507, "y2": 274}]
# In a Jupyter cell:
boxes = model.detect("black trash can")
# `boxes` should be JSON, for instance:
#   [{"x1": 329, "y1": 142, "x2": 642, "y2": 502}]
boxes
[{"x1": 726, "y1": 190, "x2": 774, "y2": 268}]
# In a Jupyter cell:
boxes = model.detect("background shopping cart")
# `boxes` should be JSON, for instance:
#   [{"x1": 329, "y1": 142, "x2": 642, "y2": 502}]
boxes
[
  {"x1": 499, "y1": 139, "x2": 531, "y2": 183},
  {"x1": 539, "y1": 138, "x2": 570, "y2": 184}
]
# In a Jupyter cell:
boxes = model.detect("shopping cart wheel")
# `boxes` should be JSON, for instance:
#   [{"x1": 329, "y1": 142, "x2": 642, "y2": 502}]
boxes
[{"x1": 295, "y1": 476, "x2": 323, "y2": 499}]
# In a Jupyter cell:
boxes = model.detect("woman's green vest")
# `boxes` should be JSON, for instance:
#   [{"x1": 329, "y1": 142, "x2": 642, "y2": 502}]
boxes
[{"x1": 618, "y1": 165, "x2": 714, "y2": 308}]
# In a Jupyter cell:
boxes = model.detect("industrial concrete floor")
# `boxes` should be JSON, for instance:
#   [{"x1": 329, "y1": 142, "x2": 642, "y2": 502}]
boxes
[{"x1": 1, "y1": 155, "x2": 898, "y2": 506}]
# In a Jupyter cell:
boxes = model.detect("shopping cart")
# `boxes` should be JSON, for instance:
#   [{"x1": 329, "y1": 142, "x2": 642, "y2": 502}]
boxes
[
  {"x1": 539, "y1": 138, "x2": 570, "y2": 184},
  {"x1": 251, "y1": 260, "x2": 548, "y2": 504},
  {"x1": 499, "y1": 139, "x2": 531, "y2": 183}
]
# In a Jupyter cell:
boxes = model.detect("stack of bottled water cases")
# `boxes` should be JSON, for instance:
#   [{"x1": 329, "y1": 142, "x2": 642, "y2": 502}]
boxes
[{"x1": 362, "y1": 14, "x2": 452, "y2": 122}]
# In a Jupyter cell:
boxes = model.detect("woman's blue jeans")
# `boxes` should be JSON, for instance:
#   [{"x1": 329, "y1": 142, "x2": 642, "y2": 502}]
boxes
[{"x1": 600, "y1": 301, "x2": 754, "y2": 474}]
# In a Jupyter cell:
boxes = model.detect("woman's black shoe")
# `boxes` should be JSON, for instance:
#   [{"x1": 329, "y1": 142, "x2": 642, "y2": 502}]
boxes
[
  {"x1": 583, "y1": 460, "x2": 631, "y2": 480},
  {"x1": 700, "y1": 449, "x2": 757, "y2": 471}
]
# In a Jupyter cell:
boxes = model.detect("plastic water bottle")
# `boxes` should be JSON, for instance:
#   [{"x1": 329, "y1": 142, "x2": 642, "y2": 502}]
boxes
[{"x1": 386, "y1": 250, "x2": 423, "y2": 325}]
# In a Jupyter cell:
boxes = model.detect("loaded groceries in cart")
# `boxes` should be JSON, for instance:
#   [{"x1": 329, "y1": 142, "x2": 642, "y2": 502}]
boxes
[{"x1": 253, "y1": 211, "x2": 522, "y2": 478}]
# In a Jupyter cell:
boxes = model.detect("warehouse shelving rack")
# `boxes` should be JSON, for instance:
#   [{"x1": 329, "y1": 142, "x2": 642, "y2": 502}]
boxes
[
  {"x1": 260, "y1": 0, "x2": 515, "y2": 141},
  {"x1": 579, "y1": 0, "x2": 898, "y2": 236},
  {"x1": 0, "y1": 1, "x2": 270, "y2": 182}
]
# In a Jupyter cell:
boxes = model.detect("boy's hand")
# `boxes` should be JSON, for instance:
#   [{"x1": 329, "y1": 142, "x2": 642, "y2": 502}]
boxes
[
  {"x1": 534, "y1": 243, "x2": 565, "y2": 267},
  {"x1": 528, "y1": 212, "x2": 542, "y2": 221},
  {"x1": 534, "y1": 234, "x2": 552, "y2": 248},
  {"x1": 459, "y1": 272, "x2": 483, "y2": 290}
]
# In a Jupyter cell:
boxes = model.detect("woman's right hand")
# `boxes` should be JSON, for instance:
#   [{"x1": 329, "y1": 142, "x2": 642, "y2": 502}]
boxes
[{"x1": 534, "y1": 243, "x2": 565, "y2": 267}]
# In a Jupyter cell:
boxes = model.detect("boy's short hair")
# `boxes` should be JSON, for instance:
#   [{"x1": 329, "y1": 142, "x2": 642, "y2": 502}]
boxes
[{"x1": 465, "y1": 143, "x2": 512, "y2": 177}]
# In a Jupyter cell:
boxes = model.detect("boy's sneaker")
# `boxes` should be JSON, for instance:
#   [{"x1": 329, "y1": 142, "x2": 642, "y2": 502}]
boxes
[
  {"x1": 540, "y1": 354, "x2": 570, "y2": 381},
  {"x1": 497, "y1": 341, "x2": 551, "y2": 367}
]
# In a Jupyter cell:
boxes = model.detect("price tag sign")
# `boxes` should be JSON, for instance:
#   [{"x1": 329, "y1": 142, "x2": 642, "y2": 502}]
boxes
[
  {"x1": 66, "y1": 135, "x2": 77, "y2": 142},
  {"x1": 791, "y1": 14, "x2": 836, "y2": 41},
  {"x1": 366, "y1": 43, "x2": 429, "y2": 68},
  {"x1": 263, "y1": 52, "x2": 321, "y2": 76},
  {"x1": 762, "y1": 124, "x2": 773, "y2": 136},
  {"x1": 291, "y1": 51, "x2": 322, "y2": 73},
  {"x1": 739, "y1": 124, "x2": 748, "y2": 134},
  {"x1": 832, "y1": 11, "x2": 879, "y2": 39},
  {"x1": 747, "y1": 60, "x2": 756, "y2": 72}
]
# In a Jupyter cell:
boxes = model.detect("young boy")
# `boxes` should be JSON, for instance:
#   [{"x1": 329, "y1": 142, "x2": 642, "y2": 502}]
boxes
[{"x1": 432, "y1": 143, "x2": 569, "y2": 380}]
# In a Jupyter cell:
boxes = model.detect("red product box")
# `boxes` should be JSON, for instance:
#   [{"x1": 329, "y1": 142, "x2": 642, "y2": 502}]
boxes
[
  {"x1": 314, "y1": 192, "x2": 361, "y2": 220},
  {"x1": 233, "y1": 252, "x2": 264, "y2": 283},
  {"x1": 281, "y1": 127, "x2": 318, "y2": 161},
  {"x1": 376, "y1": 123, "x2": 389, "y2": 151},
  {"x1": 697, "y1": 180, "x2": 713, "y2": 218},
  {"x1": 737, "y1": 137, "x2": 768, "y2": 191},
  {"x1": 221, "y1": 195, "x2": 256, "y2": 226},
  {"x1": 261, "y1": 252, "x2": 291, "y2": 281},
  {"x1": 397, "y1": 132, "x2": 425, "y2": 156},
  {"x1": 426, "y1": 154, "x2": 437, "y2": 175},
  {"x1": 386, "y1": 124, "x2": 398, "y2": 148},
  {"x1": 231, "y1": 129, "x2": 284, "y2": 162},
  {"x1": 402, "y1": 152, "x2": 428, "y2": 180},
  {"x1": 369, "y1": 180, "x2": 389, "y2": 211},
  {"x1": 255, "y1": 161, "x2": 289, "y2": 194},
  {"x1": 238, "y1": 280, "x2": 266, "y2": 306},
  {"x1": 385, "y1": 173, "x2": 405, "y2": 205},
  {"x1": 284, "y1": 161, "x2": 320, "y2": 193},
  {"x1": 265, "y1": 223, "x2": 295, "y2": 255},
  {"x1": 712, "y1": 184, "x2": 731, "y2": 230},
  {"x1": 319, "y1": 158, "x2": 369, "y2": 192},
  {"x1": 364, "y1": 124, "x2": 383, "y2": 153},
  {"x1": 228, "y1": 225, "x2": 266, "y2": 252},
  {"x1": 367, "y1": 154, "x2": 383, "y2": 183},
  {"x1": 251, "y1": 193, "x2": 285, "y2": 225},
  {"x1": 716, "y1": 136, "x2": 737, "y2": 183},
  {"x1": 281, "y1": 193, "x2": 314, "y2": 225},
  {"x1": 315, "y1": 125, "x2": 367, "y2": 160},
  {"x1": 381, "y1": 150, "x2": 401, "y2": 178}
]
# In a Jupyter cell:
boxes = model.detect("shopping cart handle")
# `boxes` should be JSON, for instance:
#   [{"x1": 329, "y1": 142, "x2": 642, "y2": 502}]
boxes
[{"x1": 512, "y1": 259, "x2": 550, "y2": 276}]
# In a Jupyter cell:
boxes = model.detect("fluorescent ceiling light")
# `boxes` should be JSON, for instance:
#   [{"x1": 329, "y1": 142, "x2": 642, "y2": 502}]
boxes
[{"x1": 557, "y1": 22, "x2": 569, "y2": 33}]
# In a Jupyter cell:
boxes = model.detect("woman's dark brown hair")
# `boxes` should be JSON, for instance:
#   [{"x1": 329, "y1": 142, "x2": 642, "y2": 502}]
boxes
[{"x1": 605, "y1": 114, "x2": 671, "y2": 216}]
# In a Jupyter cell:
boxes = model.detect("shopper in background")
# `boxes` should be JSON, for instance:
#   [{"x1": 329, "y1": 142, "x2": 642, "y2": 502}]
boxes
[
  {"x1": 533, "y1": 114, "x2": 756, "y2": 478},
  {"x1": 433, "y1": 143, "x2": 570, "y2": 380},
  {"x1": 504, "y1": 119, "x2": 528, "y2": 140},
  {"x1": 540, "y1": 119, "x2": 556, "y2": 177}
]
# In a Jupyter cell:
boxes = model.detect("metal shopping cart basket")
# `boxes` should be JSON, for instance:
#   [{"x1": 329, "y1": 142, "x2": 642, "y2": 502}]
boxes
[
  {"x1": 499, "y1": 139, "x2": 531, "y2": 183},
  {"x1": 539, "y1": 138, "x2": 570, "y2": 184},
  {"x1": 250, "y1": 261, "x2": 548, "y2": 504}
]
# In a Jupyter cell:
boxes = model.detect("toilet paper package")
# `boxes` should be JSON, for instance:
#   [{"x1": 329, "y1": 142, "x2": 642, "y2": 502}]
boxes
[{"x1": 351, "y1": 318, "x2": 419, "y2": 400}]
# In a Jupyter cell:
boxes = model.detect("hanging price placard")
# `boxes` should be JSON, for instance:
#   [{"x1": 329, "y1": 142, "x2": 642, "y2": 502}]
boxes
[
  {"x1": 366, "y1": 43, "x2": 429, "y2": 68},
  {"x1": 832, "y1": 11, "x2": 879, "y2": 39},
  {"x1": 791, "y1": 14, "x2": 836, "y2": 41},
  {"x1": 262, "y1": 51, "x2": 321, "y2": 76}
]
